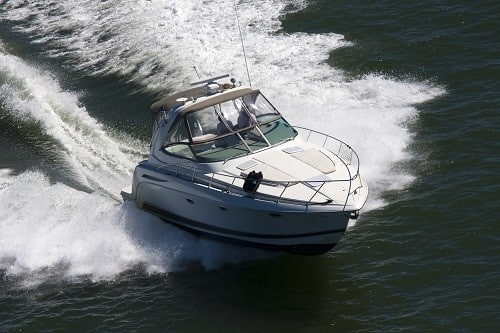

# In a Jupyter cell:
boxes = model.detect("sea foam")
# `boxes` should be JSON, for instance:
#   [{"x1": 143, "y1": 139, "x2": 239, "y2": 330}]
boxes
[
  {"x1": 0, "y1": 0, "x2": 444, "y2": 282},
  {"x1": 0, "y1": 171, "x2": 268, "y2": 287}
]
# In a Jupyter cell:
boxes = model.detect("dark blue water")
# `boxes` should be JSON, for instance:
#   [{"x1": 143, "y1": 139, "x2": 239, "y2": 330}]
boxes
[{"x1": 1, "y1": 0, "x2": 498, "y2": 331}]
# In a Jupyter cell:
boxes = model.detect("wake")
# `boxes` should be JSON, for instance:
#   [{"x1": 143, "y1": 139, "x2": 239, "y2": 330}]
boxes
[{"x1": 0, "y1": 0, "x2": 445, "y2": 284}]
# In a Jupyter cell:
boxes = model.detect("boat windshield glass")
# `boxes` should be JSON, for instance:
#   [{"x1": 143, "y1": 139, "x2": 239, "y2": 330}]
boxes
[{"x1": 163, "y1": 91, "x2": 297, "y2": 162}]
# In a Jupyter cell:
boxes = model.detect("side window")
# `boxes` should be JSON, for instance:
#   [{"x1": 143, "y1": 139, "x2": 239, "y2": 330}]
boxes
[
  {"x1": 242, "y1": 92, "x2": 280, "y2": 123},
  {"x1": 163, "y1": 117, "x2": 195, "y2": 159},
  {"x1": 185, "y1": 112, "x2": 203, "y2": 138},
  {"x1": 164, "y1": 118, "x2": 189, "y2": 145},
  {"x1": 219, "y1": 100, "x2": 239, "y2": 129},
  {"x1": 193, "y1": 107, "x2": 220, "y2": 135}
]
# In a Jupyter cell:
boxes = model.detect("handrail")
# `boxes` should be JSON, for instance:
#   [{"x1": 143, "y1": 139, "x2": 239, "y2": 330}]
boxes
[
  {"x1": 293, "y1": 127, "x2": 362, "y2": 210},
  {"x1": 150, "y1": 127, "x2": 364, "y2": 212},
  {"x1": 294, "y1": 126, "x2": 360, "y2": 176}
]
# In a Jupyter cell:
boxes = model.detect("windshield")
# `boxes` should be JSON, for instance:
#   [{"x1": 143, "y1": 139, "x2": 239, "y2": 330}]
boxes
[{"x1": 162, "y1": 91, "x2": 297, "y2": 162}]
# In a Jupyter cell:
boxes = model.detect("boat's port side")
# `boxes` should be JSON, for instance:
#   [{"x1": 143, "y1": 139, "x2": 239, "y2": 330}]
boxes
[
  {"x1": 141, "y1": 201, "x2": 343, "y2": 255},
  {"x1": 134, "y1": 176, "x2": 350, "y2": 255}
]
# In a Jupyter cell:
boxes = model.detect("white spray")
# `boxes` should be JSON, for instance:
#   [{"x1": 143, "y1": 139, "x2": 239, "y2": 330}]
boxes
[{"x1": 0, "y1": 0, "x2": 444, "y2": 283}]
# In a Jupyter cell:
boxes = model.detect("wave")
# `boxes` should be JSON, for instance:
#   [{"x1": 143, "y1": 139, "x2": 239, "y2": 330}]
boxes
[
  {"x1": 0, "y1": 50, "x2": 143, "y2": 198},
  {"x1": 0, "y1": 0, "x2": 444, "y2": 282},
  {"x1": 0, "y1": 170, "x2": 269, "y2": 288}
]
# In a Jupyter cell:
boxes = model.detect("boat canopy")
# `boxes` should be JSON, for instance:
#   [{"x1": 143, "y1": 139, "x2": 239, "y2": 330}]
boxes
[
  {"x1": 150, "y1": 85, "x2": 207, "y2": 113},
  {"x1": 150, "y1": 85, "x2": 257, "y2": 119}
]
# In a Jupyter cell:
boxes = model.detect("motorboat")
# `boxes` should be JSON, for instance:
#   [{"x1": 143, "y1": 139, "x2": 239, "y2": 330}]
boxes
[{"x1": 121, "y1": 75, "x2": 368, "y2": 255}]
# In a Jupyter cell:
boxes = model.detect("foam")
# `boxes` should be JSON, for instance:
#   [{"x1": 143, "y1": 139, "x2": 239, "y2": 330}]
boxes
[
  {"x1": 0, "y1": 171, "x2": 269, "y2": 287},
  {"x1": 0, "y1": 1, "x2": 334, "y2": 90},
  {"x1": 0, "y1": 49, "x2": 268, "y2": 286},
  {"x1": 0, "y1": 0, "x2": 445, "y2": 281},
  {"x1": 1, "y1": 1, "x2": 445, "y2": 205},
  {"x1": 0, "y1": 51, "x2": 144, "y2": 198}
]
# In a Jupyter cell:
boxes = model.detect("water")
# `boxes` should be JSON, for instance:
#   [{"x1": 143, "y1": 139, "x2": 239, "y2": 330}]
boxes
[{"x1": 0, "y1": 0, "x2": 498, "y2": 331}]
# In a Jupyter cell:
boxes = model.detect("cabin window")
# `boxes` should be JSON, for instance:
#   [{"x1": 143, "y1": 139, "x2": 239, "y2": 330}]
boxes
[
  {"x1": 162, "y1": 118, "x2": 196, "y2": 159},
  {"x1": 187, "y1": 107, "x2": 221, "y2": 137},
  {"x1": 164, "y1": 118, "x2": 189, "y2": 144},
  {"x1": 258, "y1": 118, "x2": 296, "y2": 145},
  {"x1": 164, "y1": 143, "x2": 195, "y2": 159},
  {"x1": 243, "y1": 92, "x2": 280, "y2": 124}
]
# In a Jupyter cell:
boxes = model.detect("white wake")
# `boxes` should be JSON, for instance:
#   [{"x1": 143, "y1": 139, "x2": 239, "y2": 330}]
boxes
[{"x1": 0, "y1": 0, "x2": 444, "y2": 284}]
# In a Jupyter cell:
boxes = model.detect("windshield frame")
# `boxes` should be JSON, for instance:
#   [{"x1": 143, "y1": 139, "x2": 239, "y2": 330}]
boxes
[{"x1": 161, "y1": 92, "x2": 297, "y2": 163}]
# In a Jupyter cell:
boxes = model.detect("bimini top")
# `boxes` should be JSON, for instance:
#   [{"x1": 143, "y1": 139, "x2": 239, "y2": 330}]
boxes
[{"x1": 150, "y1": 82, "x2": 256, "y2": 119}]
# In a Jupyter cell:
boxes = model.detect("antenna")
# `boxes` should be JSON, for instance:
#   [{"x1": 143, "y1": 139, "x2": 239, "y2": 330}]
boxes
[
  {"x1": 233, "y1": 0, "x2": 252, "y2": 87},
  {"x1": 193, "y1": 66, "x2": 201, "y2": 79}
]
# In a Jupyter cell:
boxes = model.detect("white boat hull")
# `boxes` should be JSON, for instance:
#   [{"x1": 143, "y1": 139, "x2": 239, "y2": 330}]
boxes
[
  {"x1": 123, "y1": 78, "x2": 368, "y2": 255},
  {"x1": 125, "y1": 166, "x2": 353, "y2": 255}
]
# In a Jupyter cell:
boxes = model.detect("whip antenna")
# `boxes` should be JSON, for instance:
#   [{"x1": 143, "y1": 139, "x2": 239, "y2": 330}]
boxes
[
  {"x1": 193, "y1": 66, "x2": 201, "y2": 79},
  {"x1": 233, "y1": 0, "x2": 252, "y2": 87}
]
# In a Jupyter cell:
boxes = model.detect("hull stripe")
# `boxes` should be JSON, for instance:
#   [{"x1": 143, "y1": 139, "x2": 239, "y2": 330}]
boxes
[{"x1": 142, "y1": 202, "x2": 346, "y2": 240}]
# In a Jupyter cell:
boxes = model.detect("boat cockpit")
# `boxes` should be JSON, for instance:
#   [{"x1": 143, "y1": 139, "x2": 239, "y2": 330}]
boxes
[{"x1": 159, "y1": 90, "x2": 297, "y2": 163}]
